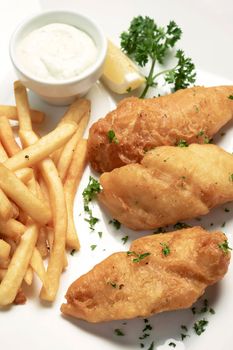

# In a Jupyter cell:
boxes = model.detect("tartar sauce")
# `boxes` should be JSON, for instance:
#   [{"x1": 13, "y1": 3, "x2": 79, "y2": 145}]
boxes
[{"x1": 17, "y1": 23, "x2": 97, "y2": 82}]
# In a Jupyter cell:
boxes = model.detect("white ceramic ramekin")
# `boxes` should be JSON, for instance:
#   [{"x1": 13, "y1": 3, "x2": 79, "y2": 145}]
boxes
[{"x1": 9, "y1": 11, "x2": 107, "y2": 105}]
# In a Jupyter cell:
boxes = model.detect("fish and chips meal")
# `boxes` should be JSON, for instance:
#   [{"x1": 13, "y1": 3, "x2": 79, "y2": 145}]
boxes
[{"x1": 1, "y1": 12, "x2": 233, "y2": 350}]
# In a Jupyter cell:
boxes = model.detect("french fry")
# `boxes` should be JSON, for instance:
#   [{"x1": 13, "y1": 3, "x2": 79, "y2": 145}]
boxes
[
  {"x1": 0, "y1": 163, "x2": 51, "y2": 225},
  {"x1": 51, "y1": 98, "x2": 90, "y2": 164},
  {"x1": 0, "y1": 224, "x2": 38, "y2": 306},
  {"x1": 30, "y1": 248, "x2": 46, "y2": 286},
  {"x1": 0, "y1": 188, "x2": 13, "y2": 221},
  {"x1": 11, "y1": 201, "x2": 19, "y2": 219},
  {"x1": 14, "y1": 81, "x2": 33, "y2": 132},
  {"x1": 3, "y1": 122, "x2": 77, "y2": 171},
  {"x1": 36, "y1": 227, "x2": 48, "y2": 259},
  {"x1": 0, "y1": 219, "x2": 25, "y2": 241},
  {"x1": 0, "y1": 141, "x2": 8, "y2": 162},
  {"x1": 24, "y1": 266, "x2": 33, "y2": 285},
  {"x1": 15, "y1": 167, "x2": 33, "y2": 184},
  {"x1": 0, "y1": 105, "x2": 44, "y2": 123},
  {"x1": 0, "y1": 239, "x2": 11, "y2": 260},
  {"x1": 0, "y1": 116, "x2": 21, "y2": 156},
  {"x1": 57, "y1": 111, "x2": 90, "y2": 182},
  {"x1": 64, "y1": 139, "x2": 87, "y2": 249},
  {"x1": 15, "y1": 83, "x2": 67, "y2": 301},
  {"x1": 13, "y1": 288, "x2": 27, "y2": 305}
]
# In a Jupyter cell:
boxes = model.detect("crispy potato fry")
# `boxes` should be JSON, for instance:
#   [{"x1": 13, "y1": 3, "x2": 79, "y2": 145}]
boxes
[
  {"x1": 0, "y1": 219, "x2": 25, "y2": 241},
  {"x1": 14, "y1": 81, "x2": 33, "y2": 132},
  {"x1": 36, "y1": 227, "x2": 48, "y2": 258},
  {"x1": 24, "y1": 266, "x2": 33, "y2": 285},
  {"x1": 0, "y1": 224, "x2": 38, "y2": 306},
  {"x1": 15, "y1": 83, "x2": 68, "y2": 301},
  {"x1": 0, "y1": 141, "x2": 8, "y2": 162},
  {"x1": 0, "y1": 239, "x2": 11, "y2": 260},
  {"x1": 0, "y1": 105, "x2": 44, "y2": 123},
  {"x1": 15, "y1": 167, "x2": 33, "y2": 183},
  {"x1": 57, "y1": 112, "x2": 90, "y2": 182},
  {"x1": 64, "y1": 139, "x2": 87, "y2": 249},
  {"x1": 0, "y1": 116, "x2": 21, "y2": 156},
  {"x1": 0, "y1": 163, "x2": 51, "y2": 225},
  {"x1": 13, "y1": 288, "x2": 27, "y2": 305},
  {"x1": 0, "y1": 188, "x2": 13, "y2": 221},
  {"x1": 11, "y1": 201, "x2": 19, "y2": 219},
  {"x1": 51, "y1": 98, "x2": 90, "y2": 164},
  {"x1": 30, "y1": 247, "x2": 46, "y2": 286},
  {"x1": 4, "y1": 122, "x2": 77, "y2": 171}
]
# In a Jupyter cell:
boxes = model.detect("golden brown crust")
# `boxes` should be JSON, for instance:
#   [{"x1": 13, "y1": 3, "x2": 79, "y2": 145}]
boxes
[
  {"x1": 98, "y1": 144, "x2": 233, "y2": 230},
  {"x1": 87, "y1": 86, "x2": 233, "y2": 173},
  {"x1": 61, "y1": 227, "x2": 230, "y2": 322}
]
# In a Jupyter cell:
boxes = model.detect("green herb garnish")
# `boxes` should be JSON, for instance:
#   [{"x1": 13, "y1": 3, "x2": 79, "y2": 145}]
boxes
[
  {"x1": 181, "y1": 325, "x2": 188, "y2": 332},
  {"x1": 121, "y1": 235, "x2": 129, "y2": 244},
  {"x1": 82, "y1": 176, "x2": 101, "y2": 230},
  {"x1": 229, "y1": 173, "x2": 233, "y2": 182},
  {"x1": 173, "y1": 222, "x2": 191, "y2": 230},
  {"x1": 169, "y1": 343, "x2": 176, "y2": 348},
  {"x1": 160, "y1": 243, "x2": 170, "y2": 256},
  {"x1": 193, "y1": 319, "x2": 208, "y2": 335},
  {"x1": 218, "y1": 240, "x2": 232, "y2": 253},
  {"x1": 228, "y1": 95, "x2": 233, "y2": 100},
  {"x1": 176, "y1": 139, "x2": 188, "y2": 147},
  {"x1": 147, "y1": 342, "x2": 154, "y2": 350},
  {"x1": 109, "y1": 219, "x2": 121, "y2": 229},
  {"x1": 120, "y1": 16, "x2": 195, "y2": 98},
  {"x1": 127, "y1": 251, "x2": 151, "y2": 262},
  {"x1": 107, "y1": 130, "x2": 119, "y2": 144},
  {"x1": 70, "y1": 249, "x2": 76, "y2": 256},
  {"x1": 114, "y1": 328, "x2": 124, "y2": 336},
  {"x1": 90, "y1": 244, "x2": 97, "y2": 251}
]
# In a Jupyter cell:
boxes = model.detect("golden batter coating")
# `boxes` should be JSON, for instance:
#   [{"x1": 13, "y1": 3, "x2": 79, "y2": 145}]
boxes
[
  {"x1": 61, "y1": 227, "x2": 230, "y2": 323},
  {"x1": 99, "y1": 144, "x2": 233, "y2": 230},
  {"x1": 87, "y1": 86, "x2": 233, "y2": 173}
]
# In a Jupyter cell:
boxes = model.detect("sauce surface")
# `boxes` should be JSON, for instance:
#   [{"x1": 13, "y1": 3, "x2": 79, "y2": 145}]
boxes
[{"x1": 17, "y1": 23, "x2": 97, "y2": 82}]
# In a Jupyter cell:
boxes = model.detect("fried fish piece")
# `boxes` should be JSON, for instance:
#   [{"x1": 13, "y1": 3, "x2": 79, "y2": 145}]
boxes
[
  {"x1": 87, "y1": 86, "x2": 233, "y2": 173},
  {"x1": 61, "y1": 227, "x2": 230, "y2": 322},
  {"x1": 99, "y1": 144, "x2": 233, "y2": 230}
]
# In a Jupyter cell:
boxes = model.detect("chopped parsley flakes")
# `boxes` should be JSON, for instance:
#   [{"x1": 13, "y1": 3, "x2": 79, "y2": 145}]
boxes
[
  {"x1": 114, "y1": 328, "x2": 124, "y2": 336},
  {"x1": 173, "y1": 222, "x2": 191, "y2": 230},
  {"x1": 193, "y1": 319, "x2": 208, "y2": 335},
  {"x1": 160, "y1": 242, "x2": 170, "y2": 256},
  {"x1": 169, "y1": 343, "x2": 176, "y2": 348},
  {"x1": 121, "y1": 235, "x2": 129, "y2": 244},
  {"x1": 176, "y1": 139, "x2": 188, "y2": 147},
  {"x1": 218, "y1": 240, "x2": 232, "y2": 253},
  {"x1": 127, "y1": 251, "x2": 151, "y2": 263},
  {"x1": 90, "y1": 244, "x2": 97, "y2": 251},
  {"x1": 228, "y1": 95, "x2": 233, "y2": 100},
  {"x1": 229, "y1": 173, "x2": 233, "y2": 182},
  {"x1": 109, "y1": 219, "x2": 121, "y2": 229},
  {"x1": 82, "y1": 176, "x2": 101, "y2": 230},
  {"x1": 107, "y1": 130, "x2": 119, "y2": 144}
]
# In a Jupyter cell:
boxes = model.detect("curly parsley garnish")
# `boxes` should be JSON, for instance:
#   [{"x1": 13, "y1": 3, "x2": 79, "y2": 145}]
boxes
[
  {"x1": 228, "y1": 95, "x2": 233, "y2": 100},
  {"x1": 218, "y1": 240, "x2": 232, "y2": 253},
  {"x1": 120, "y1": 16, "x2": 195, "y2": 98},
  {"x1": 127, "y1": 251, "x2": 151, "y2": 262},
  {"x1": 121, "y1": 235, "x2": 129, "y2": 244},
  {"x1": 107, "y1": 130, "x2": 119, "y2": 144}
]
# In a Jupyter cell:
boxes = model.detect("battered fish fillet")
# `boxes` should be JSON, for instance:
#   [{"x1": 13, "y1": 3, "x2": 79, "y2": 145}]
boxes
[
  {"x1": 87, "y1": 86, "x2": 233, "y2": 173},
  {"x1": 99, "y1": 144, "x2": 233, "y2": 230},
  {"x1": 61, "y1": 227, "x2": 230, "y2": 322}
]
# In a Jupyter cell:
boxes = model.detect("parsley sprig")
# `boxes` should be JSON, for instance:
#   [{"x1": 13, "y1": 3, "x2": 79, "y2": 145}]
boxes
[{"x1": 120, "y1": 16, "x2": 196, "y2": 98}]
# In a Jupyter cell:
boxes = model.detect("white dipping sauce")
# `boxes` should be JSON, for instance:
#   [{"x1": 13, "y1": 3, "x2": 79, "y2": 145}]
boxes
[{"x1": 17, "y1": 23, "x2": 98, "y2": 82}]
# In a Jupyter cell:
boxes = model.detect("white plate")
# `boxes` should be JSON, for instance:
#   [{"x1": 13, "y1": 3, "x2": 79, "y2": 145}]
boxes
[{"x1": 1, "y1": 1, "x2": 233, "y2": 350}]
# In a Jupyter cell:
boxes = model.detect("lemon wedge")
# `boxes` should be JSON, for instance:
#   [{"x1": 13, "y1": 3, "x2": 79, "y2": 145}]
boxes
[{"x1": 101, "y1": 40, "x2": 145, "y2": 94}]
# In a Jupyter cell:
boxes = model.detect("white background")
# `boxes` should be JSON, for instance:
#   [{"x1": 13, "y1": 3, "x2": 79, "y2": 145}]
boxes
[{"x1": 1, "y1": 1, "x2": 233, "y2": 350}]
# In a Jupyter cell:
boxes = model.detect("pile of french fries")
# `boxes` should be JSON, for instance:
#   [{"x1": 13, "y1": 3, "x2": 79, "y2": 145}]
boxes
[{"x1": 0, "y1": 81, "x2": 90, "y2": 306}]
